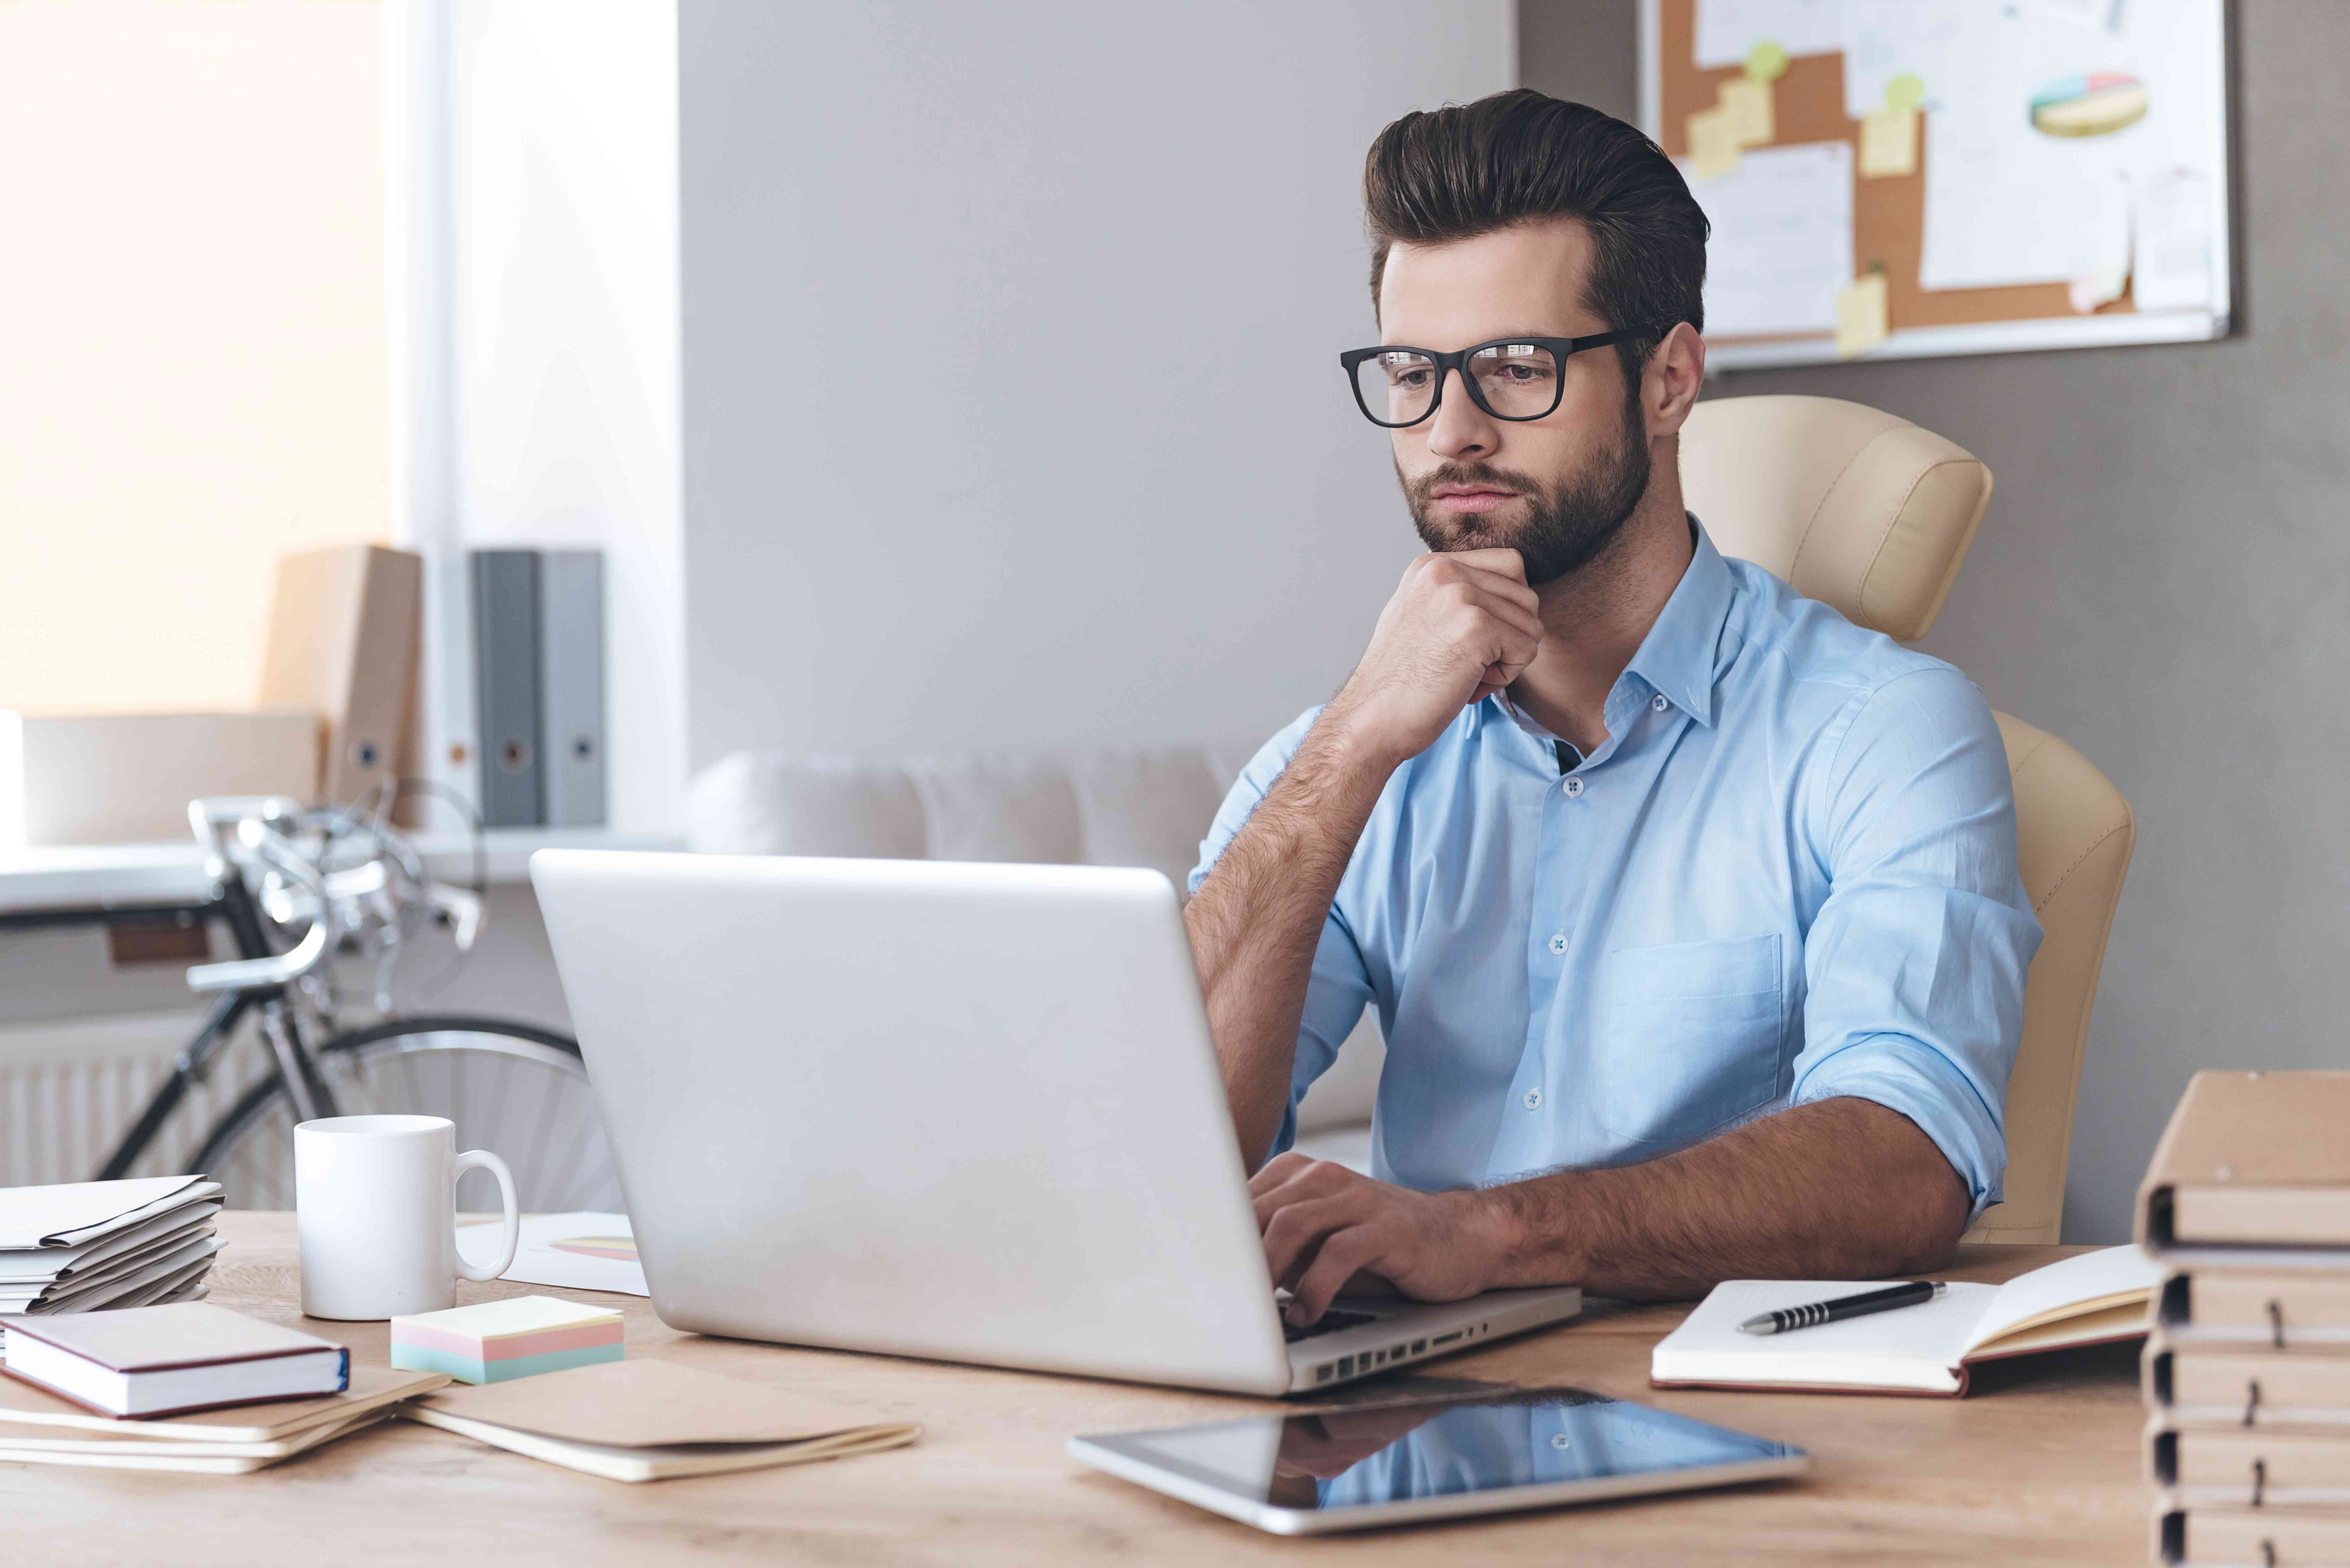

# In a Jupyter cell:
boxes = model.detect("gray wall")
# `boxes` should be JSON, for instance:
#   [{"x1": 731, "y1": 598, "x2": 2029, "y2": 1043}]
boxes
[
  {"x1": 677, "y1": 0, "x2": 1512, "y2": 767},
  {"x1": 1525, "y1": 0, "x2": 2348, "y2": 1241}
]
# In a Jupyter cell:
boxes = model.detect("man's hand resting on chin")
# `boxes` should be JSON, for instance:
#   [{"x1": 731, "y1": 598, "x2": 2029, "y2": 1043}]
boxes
[{"x1": 1252, "y1": 1153, "x2": 1502, "y2": 1326}]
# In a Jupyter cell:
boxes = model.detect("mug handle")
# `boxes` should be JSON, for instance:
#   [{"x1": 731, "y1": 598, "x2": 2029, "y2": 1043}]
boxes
[{"x1": 453, "y1": 1149, "x2": 520, "y2": 1284}]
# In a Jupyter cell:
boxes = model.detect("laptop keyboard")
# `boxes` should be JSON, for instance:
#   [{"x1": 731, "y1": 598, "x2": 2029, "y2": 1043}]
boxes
[{"x1": 1281, "y1": 1307, "x2": 1379, "y2": 1343}]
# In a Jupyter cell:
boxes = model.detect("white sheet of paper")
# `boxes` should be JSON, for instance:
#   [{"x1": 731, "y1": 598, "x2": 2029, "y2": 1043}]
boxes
[
  {"x1": 0, "y1": 1177, "x2": 214, "y2": 1251},
  {"x1": 1694, "y1": 0, "x2": 1844, "y2": 70},
  {"x1": 1842, "y1": 0, "x2": 1970, "y2": 119},
  {"x1": 1679, "y1": 141, "x2": 1852, "y2": 338},
  {"x1": 2132, "y1": 166, "x2": 2214, "y2": 311},
  {"x1": 1922, "y1": 98, "x2": 2131, "y2": 290},
  {"x1": 458, "y1": 1211, "x2": 648, "y2": 1297}
]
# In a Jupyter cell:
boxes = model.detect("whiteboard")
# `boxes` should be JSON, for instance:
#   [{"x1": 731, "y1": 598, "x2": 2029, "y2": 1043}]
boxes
[{"x1": 1639, "y1": 0, "x2": 2234, "y2": 369}]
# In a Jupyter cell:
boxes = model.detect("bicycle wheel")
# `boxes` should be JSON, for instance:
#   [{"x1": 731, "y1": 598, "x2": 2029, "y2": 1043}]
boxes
[{"x1": 191, "y1": 1015, "x2": 622, "y2": 1213}]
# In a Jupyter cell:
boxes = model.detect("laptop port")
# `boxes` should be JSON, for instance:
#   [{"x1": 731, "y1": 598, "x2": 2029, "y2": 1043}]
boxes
[
  {"x1": 1431, "y1": 1331, "x2": 1462, "y2": 1345},
  {"x1": 1335, "y1": 1355, "x2": 1354, "y2": 1377},
  {"x1": 1410, "y1": 1339, "x2": 1426, "y2": 1353},
  {"x1": 1316, "y1": 1365, "x2": 1333, "y2": 1382}
]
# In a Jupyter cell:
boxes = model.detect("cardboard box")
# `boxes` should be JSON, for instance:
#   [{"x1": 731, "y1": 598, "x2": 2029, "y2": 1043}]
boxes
[{"x1": 0, "y1": 711, "x2": 322, "y2": 849}]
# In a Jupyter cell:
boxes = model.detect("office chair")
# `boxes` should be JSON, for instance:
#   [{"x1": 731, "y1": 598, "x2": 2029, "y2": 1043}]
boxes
[{"x1": 1682, "y1": 393, "x2": 2133, "y2": 1245}]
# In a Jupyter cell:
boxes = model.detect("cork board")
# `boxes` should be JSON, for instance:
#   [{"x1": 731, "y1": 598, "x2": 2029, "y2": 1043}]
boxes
[{"x1": 1638, "y1": 0, "x2": 2232, "y2": 368}]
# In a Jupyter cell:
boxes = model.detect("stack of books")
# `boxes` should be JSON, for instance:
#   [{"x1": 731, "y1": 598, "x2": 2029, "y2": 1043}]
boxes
[
  {"x1": 0, "y1": 1303, "x2": 446, "y2": 1473},
  {"x1": 0, "y1": 1176, "x2": 224, "y2": 1314},
  {"x1": 2138, "y1": 1071, "x2": 2350, "y2": 1565}
]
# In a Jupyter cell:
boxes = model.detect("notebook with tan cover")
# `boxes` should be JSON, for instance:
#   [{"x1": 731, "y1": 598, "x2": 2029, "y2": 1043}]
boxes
[
  {"x1": 2156, "y1": 1503, "x2": 2350, "y2": 1567},
  {"x1": 2160, "y1": 1269, "x2": 2350, "y2": 1346},
  {"x1": 402, "y1": 1358, "x2": 921, "y2": 1482},
  {"x1": 2150, "y1": 1420, "x2": 2350, "y2": 1507},
  {"x1": 1650, "y1": 1246, "x2": 2157, "y2": 1397},
  {"x1": 2147, "y1": 1338, "x2": 2350, "y2": 1426},
  {"x1": 2139, "y1": 1071, "x2": 2350, "y2": 1250}
]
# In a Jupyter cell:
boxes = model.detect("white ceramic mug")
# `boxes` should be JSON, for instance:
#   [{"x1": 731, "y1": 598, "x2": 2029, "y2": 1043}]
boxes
[{"x1": 295, "y1": 1114, "x2": 520, "y2": 1320}]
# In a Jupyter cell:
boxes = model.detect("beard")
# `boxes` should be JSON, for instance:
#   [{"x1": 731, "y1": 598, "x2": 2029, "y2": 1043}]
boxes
[{"x1": 1400, "y1": 381, "x2": 1651, "y2": 587}]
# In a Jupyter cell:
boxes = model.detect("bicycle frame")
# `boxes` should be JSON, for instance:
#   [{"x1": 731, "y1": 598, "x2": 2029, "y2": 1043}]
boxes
[{"x1": 92, "y1": 869, "x2": 342, "y2": 1180}]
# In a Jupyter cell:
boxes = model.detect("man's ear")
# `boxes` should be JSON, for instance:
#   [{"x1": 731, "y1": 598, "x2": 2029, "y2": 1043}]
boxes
[{"x1": 1642, "y1": 322, "x2": 1707, "y2": 439}]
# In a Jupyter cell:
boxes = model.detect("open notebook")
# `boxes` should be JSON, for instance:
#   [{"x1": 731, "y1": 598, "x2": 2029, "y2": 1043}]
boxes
[{"x1": 1650, "y1": 1246, "x2": 2159, "y2": 1396}]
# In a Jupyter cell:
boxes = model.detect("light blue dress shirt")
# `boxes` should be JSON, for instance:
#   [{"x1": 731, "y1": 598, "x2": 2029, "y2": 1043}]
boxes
[{"x1": 1190, "y1": 523, "x2": 2041, "y2": 1218}]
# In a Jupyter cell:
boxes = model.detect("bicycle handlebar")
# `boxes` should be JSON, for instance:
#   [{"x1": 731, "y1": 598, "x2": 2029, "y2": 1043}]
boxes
[{"x1": 186, "y1": 810, "x2": 343, "y2": 995}]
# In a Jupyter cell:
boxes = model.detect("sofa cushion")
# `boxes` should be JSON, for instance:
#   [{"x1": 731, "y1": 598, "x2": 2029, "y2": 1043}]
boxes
[
  {"x1": 682, "y1": 752, "x2": 926, "y2": 859},
  {"x1": 911, "y1": 753, "x2": 1084, "y2": 864}
]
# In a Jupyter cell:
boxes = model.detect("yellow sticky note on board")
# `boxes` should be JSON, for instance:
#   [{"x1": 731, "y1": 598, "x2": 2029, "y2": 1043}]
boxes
[
  {"x1": 1718, "y1": 78, "x2": 1774, "y2": 148},
  {"x1": 1859, "y1": 106, "x2": 1918, "y2": 177},
  {"x1": 1835, "y1": 273, "x2": 1889, "y2": 359},
  {"x1": 1686, "y1": 107, "x2": 1739, "y2": 181}
]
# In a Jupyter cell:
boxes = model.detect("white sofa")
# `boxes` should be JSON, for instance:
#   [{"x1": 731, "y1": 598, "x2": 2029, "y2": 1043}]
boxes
[{"x1": 684, "y1": 745, "x2": 1384, "y2": 1168}]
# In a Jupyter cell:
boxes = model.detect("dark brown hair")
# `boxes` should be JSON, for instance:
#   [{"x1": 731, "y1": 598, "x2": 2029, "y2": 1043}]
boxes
[{"x1": 1364, "y1": 89, "x2": 1708, "y2": 377}]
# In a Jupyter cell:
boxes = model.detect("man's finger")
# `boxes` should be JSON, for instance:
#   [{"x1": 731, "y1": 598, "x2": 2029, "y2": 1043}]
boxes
[
  {"x1": 1247, "y1": 1151, "x2": 1318, "y2": 1199},
  {"x1": 1288, "y1": 1224, "x2": 1392, "y2": 1323},
  {"x1": 1441, "y1": 546, "x2": 1530, "y2": 585},
  {"x1": 1250, "y1": 1159, "x2": 1349, "y2": 1226},
  {"x1": 1261, "y1": 1192, "x2": 1370, "y2": 1289}
]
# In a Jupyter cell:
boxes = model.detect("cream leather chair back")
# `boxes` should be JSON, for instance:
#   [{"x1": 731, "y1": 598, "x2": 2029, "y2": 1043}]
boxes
[{"x1": 1682, "y1": 394, "x2": 2133, "y2": 1244}]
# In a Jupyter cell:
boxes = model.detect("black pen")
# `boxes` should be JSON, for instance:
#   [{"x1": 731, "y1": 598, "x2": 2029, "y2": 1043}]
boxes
[{"x1": 1738, "y1": 1280, "x2": 1946, "y2": 1335}]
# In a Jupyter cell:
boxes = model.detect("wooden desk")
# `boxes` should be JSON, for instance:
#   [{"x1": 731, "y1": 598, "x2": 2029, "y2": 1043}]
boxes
[{"x1": 3, "y1": 1216, "x2": 2150, "y2": 1565}]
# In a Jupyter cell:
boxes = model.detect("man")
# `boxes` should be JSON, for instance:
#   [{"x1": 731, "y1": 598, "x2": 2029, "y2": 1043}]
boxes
[{"x1": 1184, "y1": 90, "x2": 2041, "y2": 1327}]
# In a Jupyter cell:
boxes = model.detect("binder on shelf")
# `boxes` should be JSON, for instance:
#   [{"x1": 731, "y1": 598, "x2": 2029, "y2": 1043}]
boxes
[
  {"x1": 469, "y1": 550, "x2": 545, "y2": 829},
  {"x1": 258, "y1": 543, "x2": 423, "y2": 807},
  {"x1": 537, "y1": 551, "x2": 607, "y2": 828}
]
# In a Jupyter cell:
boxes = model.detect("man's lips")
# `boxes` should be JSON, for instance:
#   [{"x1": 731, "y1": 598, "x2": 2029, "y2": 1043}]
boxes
[{"x1": 1428, "y1": 487, "x2": 1524, "y2": 513}]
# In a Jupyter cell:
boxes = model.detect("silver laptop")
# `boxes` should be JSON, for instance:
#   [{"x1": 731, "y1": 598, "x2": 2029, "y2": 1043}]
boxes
[{"x1": 529, "y1": 850, "x2": 1582, "y2": 1397}]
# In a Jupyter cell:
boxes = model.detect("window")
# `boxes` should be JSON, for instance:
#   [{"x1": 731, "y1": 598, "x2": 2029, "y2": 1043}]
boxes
[{"x1": 0, "y1": 0, "x2": 386, "y2": 714}]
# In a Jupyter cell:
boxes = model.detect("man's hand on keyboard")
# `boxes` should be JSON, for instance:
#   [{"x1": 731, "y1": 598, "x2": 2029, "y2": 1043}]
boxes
[{"x1": 1250, "y1": 1153, "x2": 1500, "y2": 1326}]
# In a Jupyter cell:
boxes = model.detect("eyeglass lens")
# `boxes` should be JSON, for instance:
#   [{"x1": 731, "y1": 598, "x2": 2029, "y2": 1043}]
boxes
[{"x1": 1354, "y1": 343, "x2": 1563, "y2": 426}]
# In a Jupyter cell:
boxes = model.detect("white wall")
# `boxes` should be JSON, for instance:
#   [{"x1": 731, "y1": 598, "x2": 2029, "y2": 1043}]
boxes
[
  {"x1": 678, "y1": 0, "x2": 1516, "y2": 766},
  {"x1": 393, "y1": 0, "x2": 687, "y2": 835}
]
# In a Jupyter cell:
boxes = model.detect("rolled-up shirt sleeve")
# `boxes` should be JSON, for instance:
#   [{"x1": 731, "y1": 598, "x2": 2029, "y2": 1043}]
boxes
[
  {"x1": 1789, "y1": 668, "x2": 2042, "y2": 1218},
  {"x1": 1190, "y1": 708, "x2": 1374, "y2": 1165}
]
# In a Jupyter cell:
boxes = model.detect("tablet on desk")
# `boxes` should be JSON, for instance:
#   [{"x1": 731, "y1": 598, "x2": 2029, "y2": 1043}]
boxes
[{"x1": 1069, "y1": 1386, "x2": 1808, "y2": 1536}]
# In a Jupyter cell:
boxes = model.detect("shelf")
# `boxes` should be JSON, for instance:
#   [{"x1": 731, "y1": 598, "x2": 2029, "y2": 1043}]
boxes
[{"x1": 0, "y1": 827, "x2": 686, "y2": 917}]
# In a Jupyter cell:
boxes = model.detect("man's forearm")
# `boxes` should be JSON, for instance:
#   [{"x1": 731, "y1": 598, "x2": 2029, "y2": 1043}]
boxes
[
  {"x1": 1183, "y1": 715, "x2": 1395, "y2": 1167},
  {"x1": 1469, "y1": 1097, "x2": 1973, "y2": 1298}
]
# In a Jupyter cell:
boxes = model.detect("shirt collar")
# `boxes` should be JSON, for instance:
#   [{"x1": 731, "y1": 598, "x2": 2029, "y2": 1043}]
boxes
[{"x1": 1622, "y1": 516, "x2": 1736, "y2": 729}]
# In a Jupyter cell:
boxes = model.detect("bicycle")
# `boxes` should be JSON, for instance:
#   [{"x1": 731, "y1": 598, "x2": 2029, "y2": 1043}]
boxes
[{"x1": 92, "y1": 794, "x2": 621, "y2": 1213}]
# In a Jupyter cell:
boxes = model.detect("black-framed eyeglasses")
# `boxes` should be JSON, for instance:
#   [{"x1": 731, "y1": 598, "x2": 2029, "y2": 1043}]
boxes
[{"x1": 1338, "y1": 329, "x2": 1665, "y2": 429}]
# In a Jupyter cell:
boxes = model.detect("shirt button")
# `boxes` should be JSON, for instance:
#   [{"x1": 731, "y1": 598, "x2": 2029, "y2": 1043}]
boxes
[
  {"x1": 1551, "y1": 1432, "x2": 1573, "y2": 1451},
  {"x1": 1523, "y1": 1087, "x2": 1543, "y2": 1110},
  {"x1": 1652, "y1": 694, "x2": 1670, "y2": 712},
  {"x1": 1547, "y1": 932, "x2": 1567, "y2": 955},
  {"x1": 1561, "y1": 777, "x2": 1584, "y2": 798}
]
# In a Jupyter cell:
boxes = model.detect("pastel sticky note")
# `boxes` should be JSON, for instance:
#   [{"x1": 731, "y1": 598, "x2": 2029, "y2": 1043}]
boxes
[
  {"x1": 1884, "y1": 73, "x2": 1926, "y2": 114},
  {"x1": 1744, "y1": 40, "x2": 1789, "y2": 84},
  {"x1": 1834, "y1": 273, "x2": 1890, "y2": 360},
  {"x1": 1859, "y1": 107, "x2": 1919, "y2": 178},
  {"x1": 390, "y1": 1294, "x2": 624, "y2": 1385},
  {"x1": 1718, "y1": 78, "x2": 1774, "y2": 149},
  {"x1": 1686, "y1": 107, "x2": 1740, "y2": 181}
]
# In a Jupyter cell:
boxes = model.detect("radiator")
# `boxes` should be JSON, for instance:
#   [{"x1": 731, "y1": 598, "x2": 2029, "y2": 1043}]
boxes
[{"x1": 0, "y1": 1010, "x2": 274, "y2": 1188}]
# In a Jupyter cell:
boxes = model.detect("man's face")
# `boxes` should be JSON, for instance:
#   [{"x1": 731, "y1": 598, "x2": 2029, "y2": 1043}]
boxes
[{"x1": 1376, "y1": 219, "x2": 1651, "y2": 586}]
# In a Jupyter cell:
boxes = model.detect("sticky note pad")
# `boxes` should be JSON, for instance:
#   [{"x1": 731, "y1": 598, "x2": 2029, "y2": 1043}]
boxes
[
  {"x1": 1835, "y1": 273, "x2": 1890, "y2": 360},
  {"x1": 1859, "y1": 107, "x2": 1918, "y2": 178},
  {"x1": 1686, "y1": 107, "x2": 1739, "y2": 181},
  {"x1": 1718, "y1": 78, "x2": 1773, "y2": 148},
  {"x1": 390, "y1": 1295, "x2": 624, "y2": 1385}
]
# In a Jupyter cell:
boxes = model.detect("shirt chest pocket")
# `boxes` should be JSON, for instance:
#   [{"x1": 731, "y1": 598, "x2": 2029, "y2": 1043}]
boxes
[{"x1": 1594, "y1": 933, "x2": 1784, "y2": 1148}]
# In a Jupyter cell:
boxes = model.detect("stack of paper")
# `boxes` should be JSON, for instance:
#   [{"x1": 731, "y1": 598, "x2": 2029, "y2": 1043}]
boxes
[
  {"x1": 391, "y1": 1295, "x2": 624, "y2": 1384},
  {"x1": 2137, "y1": 1072, "x2": 2350, "y2": 1563},
  {"x1": 0, "y1": 1176, "x2": 224, "y2": 1314},
  {"x1": 403, "y1": 1358, "x2": 920, "y2": 1482},
  {"x1": 0, "y1": 1361, "x2": 447, "y2": 1473}
]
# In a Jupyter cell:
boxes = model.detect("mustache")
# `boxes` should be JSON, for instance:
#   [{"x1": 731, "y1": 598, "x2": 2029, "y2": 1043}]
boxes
[{"x1": 1404, "y1": 461, "x2": 1542, "y2": 505}]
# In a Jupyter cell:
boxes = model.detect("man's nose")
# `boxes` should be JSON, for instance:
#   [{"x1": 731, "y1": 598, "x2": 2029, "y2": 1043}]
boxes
[{"x1": 1425, "y1": 366, "x2": 1494, "y2": 460}]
